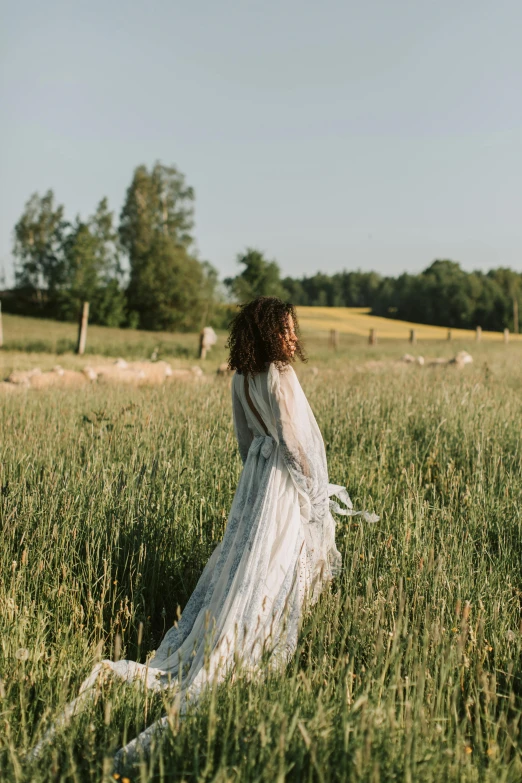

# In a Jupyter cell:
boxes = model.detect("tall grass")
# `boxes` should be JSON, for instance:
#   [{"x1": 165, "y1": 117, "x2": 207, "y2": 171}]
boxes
[
  {"x1": 1, "y1": 344, "x2": 522, "y2": 781},
  {"x1": 1, "y1": 314, "x2": 205, "y2": 360},
  {"x1": 3, "y1": 307, "x2": 519, "y2": 368}
]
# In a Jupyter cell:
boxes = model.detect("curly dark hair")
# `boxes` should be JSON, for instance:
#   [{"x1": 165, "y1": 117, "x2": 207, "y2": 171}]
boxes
[{"x1": 227, "y1": 296, "x2": 306, "y2": 376}]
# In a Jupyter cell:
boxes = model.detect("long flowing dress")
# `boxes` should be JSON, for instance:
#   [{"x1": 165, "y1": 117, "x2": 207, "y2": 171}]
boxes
[{"x1": 30, "y1": 362, "x2": 376, "y2": 768}]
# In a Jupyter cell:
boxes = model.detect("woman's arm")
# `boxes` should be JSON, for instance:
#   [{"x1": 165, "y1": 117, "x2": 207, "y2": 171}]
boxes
[
  {"x1": 232, "y1": 376, "x2": 253, "y2": 465},
  {"x1": 269, "y1": 364, "x2": 330, "y2": 521}
]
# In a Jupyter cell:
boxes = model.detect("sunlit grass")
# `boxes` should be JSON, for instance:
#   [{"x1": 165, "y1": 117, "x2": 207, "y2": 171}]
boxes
[
  {"x1": 1, "y1": 313, "x2": 207, "y2": 360},
  {"x1": 3, "y1": 307, "x2": 520, "y2": 370},
  {"x1": 1, "y1": 326, "x2": 522, "y2": 781}
]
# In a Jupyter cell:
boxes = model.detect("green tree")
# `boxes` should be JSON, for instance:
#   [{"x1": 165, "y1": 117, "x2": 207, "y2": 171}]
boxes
[
  {"x1": 58, "y1": 198, "x2": 126, "y2": 325},
  {"x1": 89, "y1": 197, "x2": 122, "y2": 281},
  {"x1": 199, "y1": 260, "x2": 223, "y2": 327},
  {"x1": 471, "y1": 273, "x2": 507, "y2": 331},
  {"x1": 336, "y1": 270, "x2": 382, "y2": 307},
  {"x1": 87, "y1": 197, "x2": 126, "y2": 326},
  {"x1": 225, "y1": 248, "x2": 287, "y2": 302},
  {"x1": 133, "y1": 235, "x2": 205, "y2": 331},
  {"x1": 120, "y1": 162, "x2": 200, "y2": 328},
  {"x1": 59, "y1": 221, "x2": 100, "y2": 318},
  {"x1": 282, "y1": 269, "x2": 383, "y2": 308},
  {"x1": 488, "y1": 268, "x2": 522, "y2": 333},
  {"x1": 119, "y1": 163, "x2": 195, "y2": 259},
  {"x1": 282, "y1": 276, "x2": 307, "y2": 304},
  {"x1": 13, "y1": 190, "x2": 68, "y2": 299}
]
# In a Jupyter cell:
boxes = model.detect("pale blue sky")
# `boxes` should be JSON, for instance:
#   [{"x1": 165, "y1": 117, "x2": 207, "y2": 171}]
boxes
[{"x1": 1, "y1": 0, "x2": 522, "y2": 286}]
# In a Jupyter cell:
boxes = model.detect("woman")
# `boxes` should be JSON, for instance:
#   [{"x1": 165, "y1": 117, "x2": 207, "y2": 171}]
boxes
[{"x1": 31, "y1": 296, "x2": 376, "y2": 769}]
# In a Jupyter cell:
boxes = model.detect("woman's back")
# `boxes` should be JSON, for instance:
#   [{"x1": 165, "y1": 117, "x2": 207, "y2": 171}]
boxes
[{"x1": 232, "y1": 368, "x2": 273, "y2": 444}]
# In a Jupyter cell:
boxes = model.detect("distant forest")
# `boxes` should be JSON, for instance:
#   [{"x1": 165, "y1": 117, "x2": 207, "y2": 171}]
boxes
[
  {"x1": 283, "y1": 261, "x2": 521, "y2": 333},
  {"x1": 3, "y1": 160, "x2": 521, "y2": 333}
]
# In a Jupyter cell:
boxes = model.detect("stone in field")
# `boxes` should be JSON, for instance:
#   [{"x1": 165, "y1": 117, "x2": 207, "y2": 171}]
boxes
[
  {"x1": 450, "y1": 351, "x2": 473, "y2": 368},
  {"x1": 0, "y1": 381, "x2": 24, "y2": 393},
  {"x1": 4, "y1": 359, "x2": 204, "y2": 391},
  {"x1": 217, "y1": 362, "x2": 232, "y2": 377},
  {"x1": 89, "y1": 359, "x2": 178, "y2": 386},
  {"x1": 427, "y1": 351, "x2": 473, "y2": 368},
  {"x1": 83, "y1": 366, "x2": 98, "y2": 382},
  {"x1": 401, "y1": 354, "x2": 425, "y2": 366},
  {"x1": 168, "y1": 366, "x2": 204, "y2": 380},
  {"x1": 125, "y1": 360, "x2": 173, "y2": 385},
  {"x1": 91, "y1": 362, "x2": 145, "y2": 385},
  {"x1": 6, "y1": 368, "x2": 42, "y2": 386},
  {"x1": 30, "y1": 368, "x2": 88, "y2": 389}
]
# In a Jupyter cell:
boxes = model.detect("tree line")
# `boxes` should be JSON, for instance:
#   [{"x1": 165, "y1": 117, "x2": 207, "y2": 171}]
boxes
[
  {"x1": 6, "y1": 162, "x2": 221, "y2": 331},
  {"x1": 4, "y1": 160, "x2": 522, "y2": 333},
  {"x1": 283, "y1": 260, "x2": 521, "y2": 332}
]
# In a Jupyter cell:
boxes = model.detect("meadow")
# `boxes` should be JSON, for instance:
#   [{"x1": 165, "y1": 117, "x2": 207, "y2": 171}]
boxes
[
  {"x1": 2, "y1": 307, "x2": 521, "y2": 366},
  {"x1": 1, "y1": 312, "x2": 522, "y2": 782}
]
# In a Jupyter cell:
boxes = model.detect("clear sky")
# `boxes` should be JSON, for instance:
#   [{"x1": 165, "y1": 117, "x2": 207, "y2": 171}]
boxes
[{"x1": 1, "y1": 0, "x2": 522, "y2": 286}]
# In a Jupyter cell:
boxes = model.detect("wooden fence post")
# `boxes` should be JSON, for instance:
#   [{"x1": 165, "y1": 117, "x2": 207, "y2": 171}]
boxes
[
  {"x1": 329, "y1": 329, "x2": 339, "y2": 350},
  {"x1": 76, "y1": 302, "x2": 89, "y2": 355},
  {"x1": 199, "y1": 326, "x2": 217, "y2": 359},
  {"x1": 409, "y1": 328, "x2": 416, "y2": 345},
  {"x1": 447, "y1": 329, "x2": 452, "y2": 341},
  {"x1": 199, "y1": 331, "x2": 207, "y2": 360},
  {"x1": 369, "y1": 328, "x2": 376, "y2": 346},
  {"x1": 504, "y1": 328, "x2": 510, "y2": 344},
  {"x1": 475, "y1": 326, "x2": 482, "y2": 342}
]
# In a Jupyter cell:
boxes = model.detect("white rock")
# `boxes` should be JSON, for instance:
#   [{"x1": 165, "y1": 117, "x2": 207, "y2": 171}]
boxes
[
  {"x1": 83, "y1": 366, "x2": 98, "y2": 381},
  {"x1": 217, "y1": 363, "x2": 232, "y2": 376},
  {"x1": 454, "y1": 351, "x2": 473, "y2": 366}
]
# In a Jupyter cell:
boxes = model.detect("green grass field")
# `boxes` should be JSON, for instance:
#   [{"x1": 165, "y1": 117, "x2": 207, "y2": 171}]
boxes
[
  {"x1": 1, "y1": 314, "x2": 522, "y2": 781},
  {"x1": 1, "y1": 308, "x2": 517, "y2": 377},
  {"x1": 2, "y1": 307, "x2": 520, "y2": 361}
]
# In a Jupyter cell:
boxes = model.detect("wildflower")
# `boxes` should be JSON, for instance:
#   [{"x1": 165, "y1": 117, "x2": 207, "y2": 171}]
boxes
[
  {"x1": 506, "y1": 630, "x2": 515, "y2": 642},
  {"x1": 15, "y1": 648, "x2": 29, "y2": 661},
  {"x1": 465, "y1": 746, "x2": 472, "y2": 754}
]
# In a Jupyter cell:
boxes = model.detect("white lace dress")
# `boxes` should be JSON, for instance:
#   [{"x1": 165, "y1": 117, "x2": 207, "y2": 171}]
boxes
[{"x1": 31, "y1": 363, "x2": 375, "y2": 768}]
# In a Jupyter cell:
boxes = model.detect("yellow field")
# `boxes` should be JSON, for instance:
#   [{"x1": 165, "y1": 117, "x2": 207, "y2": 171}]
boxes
[{"x1": 297, "y1": 306, "x2": 521, "y2": 341}]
